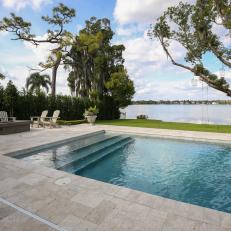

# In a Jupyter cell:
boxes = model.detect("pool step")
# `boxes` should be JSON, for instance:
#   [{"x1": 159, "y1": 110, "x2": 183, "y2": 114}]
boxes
[
  {"x1": 16, "y1": 131, "x2": 113, "y2": 159},
  {"x1": 58, "y1": 136, "x2": 133, "y2": 173},
  {"x1": 56, "y1": 135, "x2": 131, "y2": 169},
  {"x1": 48, "y1": 135, "x2": 124, "y2": 169},
  {"x1": 57, "y1": 135, "x2": 122, "y2": 162}
]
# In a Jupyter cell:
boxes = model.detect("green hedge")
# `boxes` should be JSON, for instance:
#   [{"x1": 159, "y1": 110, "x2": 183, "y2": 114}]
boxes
[
  {"x1": 1, "y1": 93, "x2": 120, "y2": 120},
  {"x1": 57, "y1": 120, "x2": 86, "y2": 125}
]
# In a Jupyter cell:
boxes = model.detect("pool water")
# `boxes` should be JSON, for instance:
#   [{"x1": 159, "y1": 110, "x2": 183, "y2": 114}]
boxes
[
  {"x1": 15, "y1": 132, "x2": 231, "y2": 213},
  {"x1": 77, "y1": 136, "x2": 231, "y2": 213}
]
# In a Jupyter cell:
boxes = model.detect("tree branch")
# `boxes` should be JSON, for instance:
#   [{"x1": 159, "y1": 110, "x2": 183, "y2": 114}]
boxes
[
  {"x1": 199, "y1": 75, "x2": 231, "y2": 96},
  {"x1": 209, "y1": 45, "x2": 231, "y2": 68},
  {"x1": 157, "y1": 34, "x2": 194, "y2": 72},
  {"x1": 157, "y1": 34, "x2": 231, "y2": 97}
]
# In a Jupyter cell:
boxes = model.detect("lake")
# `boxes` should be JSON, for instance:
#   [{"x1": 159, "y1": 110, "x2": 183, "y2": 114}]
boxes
[{"x1": 120, "y1": 104, "x2": 231, "y2": 125}]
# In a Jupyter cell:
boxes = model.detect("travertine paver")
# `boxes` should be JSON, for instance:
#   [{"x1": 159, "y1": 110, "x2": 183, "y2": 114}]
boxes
[
  {"x1": 1, "y1": 124, "x2": 231, "y2": 231},
  {"x1": 0, "y1": 202, "x2": 55, "y2": 231},
  {"x1": 0, "y1": 202, "x2": 15, "y2": 220},
  {"x1": 61, "y1": 214, "x2": 98, "y2": 231},
  {"x1": 71, "y1": 189, "x2": 112, "y2": 208}
]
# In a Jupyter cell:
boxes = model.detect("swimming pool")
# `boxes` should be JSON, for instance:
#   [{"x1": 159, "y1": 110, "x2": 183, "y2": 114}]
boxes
[{"x1": 14, "y1": 131, "x2": 231, "y2": 213}]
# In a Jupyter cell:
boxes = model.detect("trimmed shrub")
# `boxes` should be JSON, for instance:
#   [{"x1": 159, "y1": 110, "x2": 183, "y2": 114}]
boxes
[
  {"x1": 136, "y1": 114, "x2": 148, "y2": 119},
  {"x1": 57, "y1": 120, "x2": 86, "y2": 125}
]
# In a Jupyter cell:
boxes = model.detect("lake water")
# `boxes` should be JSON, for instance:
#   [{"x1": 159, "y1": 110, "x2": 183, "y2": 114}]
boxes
[{"x1": 120, "y1": 104, "x2": 231, "y2": 125}]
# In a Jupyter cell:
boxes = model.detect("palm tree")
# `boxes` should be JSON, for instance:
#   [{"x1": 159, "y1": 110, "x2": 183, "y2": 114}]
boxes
[{"x1": 26, "y1": 72, "x2": 51, "y2": 94}]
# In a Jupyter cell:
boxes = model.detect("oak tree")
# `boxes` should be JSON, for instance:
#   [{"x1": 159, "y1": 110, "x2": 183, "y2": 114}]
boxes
[{"x1": 149, "y1": 0, "x2": 231, "y2": 96}]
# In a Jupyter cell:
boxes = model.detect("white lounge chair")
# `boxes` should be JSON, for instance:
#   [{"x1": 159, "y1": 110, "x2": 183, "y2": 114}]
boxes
[
  {"x1": 42, "y1": 110, "x2": 60, "y2": 128},
  {"x1": 31, "y1": 110, "x2": 48, "y2": 128},
  {"x1": 0, "y1": 111, "x2": 16, "y2": 122}
]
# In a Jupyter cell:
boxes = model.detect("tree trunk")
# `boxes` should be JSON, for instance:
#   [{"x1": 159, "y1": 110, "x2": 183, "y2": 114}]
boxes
[{"x1": 51, "y1": 56, "x2": 62, "y2": 97}]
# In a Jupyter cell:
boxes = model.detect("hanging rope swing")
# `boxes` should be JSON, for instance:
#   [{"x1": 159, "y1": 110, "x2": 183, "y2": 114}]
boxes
[
  {"x1": 191, "y1": 74, "x2": 209, "y2": 123},
  {"x1": 206, "y1": 84, "x2": 209, "y2": 123},
  {"x1": 191, "y1": 63, "x2": 226, "y2": 124}
]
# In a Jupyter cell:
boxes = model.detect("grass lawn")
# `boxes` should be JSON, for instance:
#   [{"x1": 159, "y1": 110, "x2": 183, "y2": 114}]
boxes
[{"x1": 96, "y1": 119, "x2": 231, "y2": 133}]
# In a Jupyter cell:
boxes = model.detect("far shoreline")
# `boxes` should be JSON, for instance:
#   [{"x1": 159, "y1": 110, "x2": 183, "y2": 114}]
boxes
[{"x1": 131, "y1": 100, "x2": 231, "y2": 105}]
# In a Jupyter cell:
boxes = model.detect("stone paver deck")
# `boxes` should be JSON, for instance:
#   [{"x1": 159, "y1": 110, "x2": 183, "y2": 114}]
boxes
[
  {"x1": 0, "y1": 124, "x2": 231, "y2": 231},
  {"x1": 0, "y1": 201, "x2": 56, "y2": 231}
]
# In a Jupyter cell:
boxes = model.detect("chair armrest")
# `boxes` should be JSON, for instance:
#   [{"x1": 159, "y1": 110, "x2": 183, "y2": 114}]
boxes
[
  {"x1": 43, "y1": 117, "x2": 52, "y2": 121},
  {"x1": 31, "y1": 116, "x2": 40, "y2": 119},
  {"x1": 43, "y1": 116, "x2": 60, "y2": 119},
  {"x1": 31, "y1": 116, "x2": 40, "y2": 122},
  {"x1": 51, "y1": 117, "x2": 60, "y2": 121},
  {"x1": 42, "y1": 117, "x2": 60, "y2": 123}
]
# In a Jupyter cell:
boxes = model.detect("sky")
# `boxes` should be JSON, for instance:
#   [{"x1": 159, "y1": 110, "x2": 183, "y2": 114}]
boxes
[{"x1": 0, "y1": 0, "x2": 230, "y2": 100}]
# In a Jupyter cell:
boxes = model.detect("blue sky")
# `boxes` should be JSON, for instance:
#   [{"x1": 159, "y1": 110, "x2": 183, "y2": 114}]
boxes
[{"x1": 0, "y1": 0, "x2": 230, "y2": 100}]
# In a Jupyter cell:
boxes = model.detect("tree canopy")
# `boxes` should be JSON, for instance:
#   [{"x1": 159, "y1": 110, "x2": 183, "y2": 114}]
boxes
[
  {"x1": 65, "y1": 17, "x2": 135, "y2": 107},
  {"x1": 4, "y1": 81, "x2": 18, "y2": 116},
  {"x1": 0, "y1": 3, "x2": 75, "y2": 45},
  {"x1": 0, "y1": 73, "x2": 5, "y2": 80},
  {"x1": 149, "y1": 0, "x2": 231, "y2": 96},
  {"x1": 0, "y1": 8, "x2": 135, "y2": 108},
  {"x1": 0, "y1": 3, "x2": 76, "y2": 96}
]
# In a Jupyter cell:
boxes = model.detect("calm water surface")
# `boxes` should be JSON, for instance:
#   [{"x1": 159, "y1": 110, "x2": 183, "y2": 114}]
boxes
[
  {"x1": 78, "y1": 136, "x2": 231, "y2": 213},
  {"x1": 121, "y1": 104, "x2": 231, "y2": 124}
]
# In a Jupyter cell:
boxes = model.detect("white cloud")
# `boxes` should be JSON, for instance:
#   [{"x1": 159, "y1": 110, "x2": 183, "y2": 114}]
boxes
[
  {"x1": 212, "y1": 24, "x2": 231, "y2": 47},
  {"x1": 23, "y1": 34, "x2": 56, "y2": 65},
  {"x1": 2, "y1": 0, "x2": 52, "y2": 11},
  {"x1": 1, "y1": 53, "x2": 36, "y2": 65},
  {"x1": 214, "y1": 70, "x2": 231, "y2": 82},
  {"x1": 116, "y1": 26, "x2": 136, "y2": 37},
  {"x1": 116, "y1": 23, "x2": 146, "y2": 36},
  {"x1": 0, "y1": 31, "x2": 8, "y2": 37},
  {"x1": 114, "y1": 0, "x2": 194, "y2": 25},
  {"x1": 121, "y1": 30, "x2": 186, "y2": 81},
  {"x1": 225, "y1": 71, "x2": 231, "y2": 80},
  {"x1": 133, "y1": 77, "x2": 230, "y2": 100}
]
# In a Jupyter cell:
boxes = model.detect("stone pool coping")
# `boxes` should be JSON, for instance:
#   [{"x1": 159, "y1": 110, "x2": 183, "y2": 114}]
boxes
[{"x1": 1, "y1": 124, "x2": 231, "y2": 230}]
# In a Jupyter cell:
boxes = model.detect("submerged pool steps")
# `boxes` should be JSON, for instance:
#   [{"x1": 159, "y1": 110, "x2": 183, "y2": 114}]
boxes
[
  {"x1": 51, "y1": 133, "x2": 118, "y2": 157},
  {"x1": 15, "y1": 131, "x2": 134, "y2": 174},
  {"x1": 14, "y1": 131, "x2": 106, "y2": 159},
  {"x1": 57, "y1": 135, "x2": 122, "y2": 162},
  {"x1": 57, "y1": 136, "x2": 133, "y2": 173}
]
